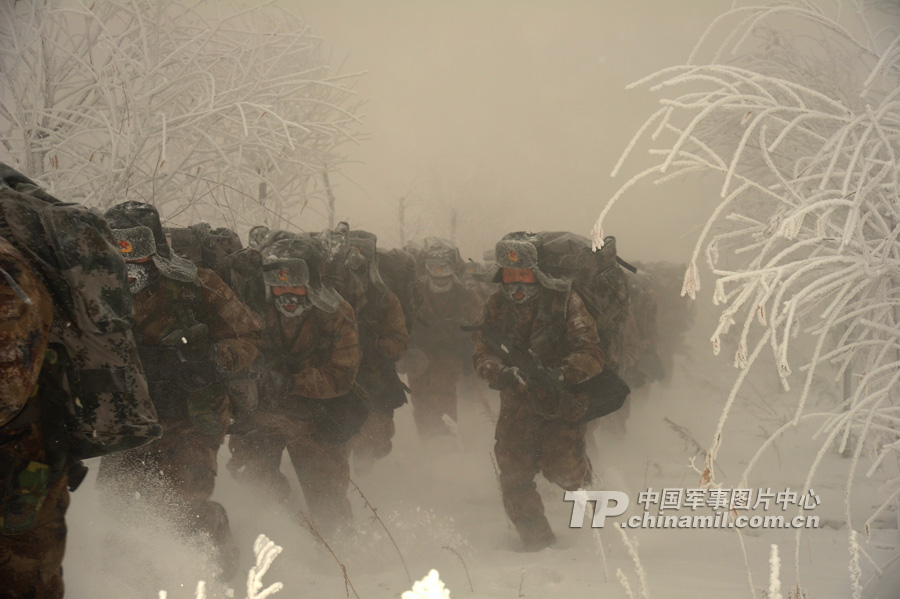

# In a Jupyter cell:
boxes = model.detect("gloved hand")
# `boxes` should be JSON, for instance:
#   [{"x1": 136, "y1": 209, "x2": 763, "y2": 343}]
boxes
[{"x1": 495, "y1": 366, "x2": 526, "y2": 391}]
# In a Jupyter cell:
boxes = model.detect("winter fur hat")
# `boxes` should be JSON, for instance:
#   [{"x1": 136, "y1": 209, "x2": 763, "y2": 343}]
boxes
[
  {"x1": 486, "y1": 232, "x2": 569, "y2": 292},
  {"x1": 112, "y1": 226, "x2": 157, "y2": 261},
  {"x1": 104, "y1": 201, "x2": 198, "y2": 283},
  {"x1": 263, "y1": 237, "x2": 342, "y2": 313}
]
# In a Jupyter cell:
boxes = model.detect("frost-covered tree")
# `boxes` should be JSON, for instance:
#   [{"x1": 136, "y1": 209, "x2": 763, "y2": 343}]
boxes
[
  {"x1": 592, "y1": 0, "x2": 900, "y2": 593},
  {"x1": 0, "y1": 0, "x2": 362, "y2": 233}
]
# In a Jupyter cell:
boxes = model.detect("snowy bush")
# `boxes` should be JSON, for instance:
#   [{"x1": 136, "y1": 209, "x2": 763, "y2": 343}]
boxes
[
  {"x1": 593, "y1": 0, "x2": 900, "y2": 591},
  {"x1": 401, "y1": 569, "x2": 451, "y2": 599},
  {"x1": 0, "y1": 0, "x2": 362, "y2": 232}
]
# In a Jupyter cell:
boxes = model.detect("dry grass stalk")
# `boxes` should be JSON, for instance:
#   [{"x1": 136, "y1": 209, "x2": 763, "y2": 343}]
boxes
[
  {"x1": 347, "y1": 476, "x2": 412, "y2": 583},
  {"x1": 294, "y1": 509, "x2": 360, "y2": 599},
  {"x1": 442, "y1": 545, "x2": 474, "y2": 593}
]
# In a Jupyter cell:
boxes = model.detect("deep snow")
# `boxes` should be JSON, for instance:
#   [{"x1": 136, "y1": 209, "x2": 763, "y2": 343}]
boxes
[{"x1": 62, "y1": 305, "x2": 900, "y2": 598}]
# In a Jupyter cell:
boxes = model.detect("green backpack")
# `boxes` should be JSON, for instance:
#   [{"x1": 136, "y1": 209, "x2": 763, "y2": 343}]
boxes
[{"x1": 0, "y1": 165, "x2": 161, "y2": 460}]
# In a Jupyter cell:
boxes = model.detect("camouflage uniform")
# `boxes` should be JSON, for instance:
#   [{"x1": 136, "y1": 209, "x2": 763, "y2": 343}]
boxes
[
  {"x1": 474, "y1": 236, "x2": 604, "y2": 551},
  {"x1": 0, "y1": 237, "x2": 66, "y2": 599},
  {"x1": 407, "y1": 278, "x2": 483, "y2": 439},
  {"x1": 350, "y1": 289, "x2": 409, "y2": 472},
  {"x1": 317, "y1": 229, "x2": 410, "y2": 473},
  {"x1": 97, "y1": 203, "x2": 260, "y2": 582},
  {"x1": 228, "y1": 239, "x2": 361, "y2": 536}
]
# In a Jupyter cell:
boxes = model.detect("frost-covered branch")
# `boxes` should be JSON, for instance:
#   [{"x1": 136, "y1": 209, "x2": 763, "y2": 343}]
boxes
[
  {"x1": 0, "y1": 0, "x2": 363, "y2": 234},
  {"x1": 595, "y1": 0, "x2": 900, "y2": 590}
]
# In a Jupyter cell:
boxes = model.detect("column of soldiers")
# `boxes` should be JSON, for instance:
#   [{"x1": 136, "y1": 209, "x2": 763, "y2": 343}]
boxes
[{"x1": 1, "y1": 164, "x2": 691, "y2": 597}]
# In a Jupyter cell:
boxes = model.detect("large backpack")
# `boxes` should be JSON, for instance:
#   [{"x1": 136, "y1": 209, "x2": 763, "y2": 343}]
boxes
[
  {"x1": 533, "y1": 232, "x2": 630, "y2": 369},
  {"x1": 165, "y1": 224, "x2": 265, "y2": 415},
  {"x1": 376, "y1": 247, "x2": 422, "y2": 334},
  {"x1": 167, "y1": 223, "x2": 243, "y2": 286},
  {"x1": 0, "y1": 166, "x2": 161, "y2": 460}
]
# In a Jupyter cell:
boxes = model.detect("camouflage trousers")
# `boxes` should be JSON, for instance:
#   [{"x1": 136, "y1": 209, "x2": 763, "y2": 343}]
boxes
[
  {"x1": 96, "y1": 419, "x2": 238, "y2": 582},
  {"x1": 494, "y1": 401, "x2": 591, "y2": 551},
  {"x1": 0, "y1": 474, "x2": 69, "y2": 599},
  {"x1": 407, "y1": 352, "x2": 463, "y2": 440},
  {"x1": 228, "y1": 424, "x2": 352, "y2": 537},
  {"x1": 349, "y1": 409, "x2": 395, "y2": 475}
]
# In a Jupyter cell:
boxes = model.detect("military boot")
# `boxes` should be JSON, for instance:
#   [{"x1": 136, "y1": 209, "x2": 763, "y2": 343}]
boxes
[{"x1": 516, "y1": 516, "x2": 557, "y2": 552}]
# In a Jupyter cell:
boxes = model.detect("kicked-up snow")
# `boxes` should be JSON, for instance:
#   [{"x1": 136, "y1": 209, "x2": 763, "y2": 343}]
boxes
[{"x1": 62, "y1": 307, "x2": 900, "y2": 598}]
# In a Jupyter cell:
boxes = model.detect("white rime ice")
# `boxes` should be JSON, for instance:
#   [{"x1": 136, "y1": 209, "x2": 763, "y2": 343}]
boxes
[
  {"x1": 595, "y1": 0, "x2": 900, "y2": 589},
  {"x1": 402, "y1": 569, "x2": 451, "y2": 599},
  {"x1": 769, "y1": 544, "x2": 782, "y2": 599},
  {"x1": 0, "y1": 1, "x2": 363, "y2": 233}
]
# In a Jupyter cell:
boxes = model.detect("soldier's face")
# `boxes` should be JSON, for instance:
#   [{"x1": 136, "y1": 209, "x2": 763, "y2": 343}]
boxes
[
  {"x1": 503, "y1": 281, "x2": 541, "y2": 305},
  {"x1": 425, "y1": 260, "x2": 454, "y2": 293},
  {"x1": 125, "y1": 258, "x2": 155, "y2": 294},
  {"x1": 272, "y1": 285, "x2": 311, "y2": 317},
  {"x1": 501, "y1": 268, "x2": 536, "y2": 284}
]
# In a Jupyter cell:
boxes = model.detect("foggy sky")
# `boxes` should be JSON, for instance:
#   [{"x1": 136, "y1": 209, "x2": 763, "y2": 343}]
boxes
[{"x1": 286, "y1": 0, "x2": 728, "y2": 262}]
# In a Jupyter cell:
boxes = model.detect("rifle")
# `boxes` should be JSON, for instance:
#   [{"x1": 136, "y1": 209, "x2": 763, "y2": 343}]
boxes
[
  {"x1": 138, "y1": 342, "x2": 259, "y2": 394},
  {"x1": 463, "y1": 322, "x2": 630, "y2": 423}
]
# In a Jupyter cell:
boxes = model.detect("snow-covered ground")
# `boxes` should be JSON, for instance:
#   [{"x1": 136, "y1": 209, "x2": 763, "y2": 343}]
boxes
[{"x1": 63, "y1": 306, "x2": 900, "y2": 598}]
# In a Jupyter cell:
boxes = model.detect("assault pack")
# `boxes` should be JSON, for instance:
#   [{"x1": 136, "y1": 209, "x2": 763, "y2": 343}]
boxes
[
  {"x1": 0, "y1": 164, "x2": 161, "y2": 462},
  {"x1": 515, "y1": 231, "x2": 631, "y2": 369},
  {"x1": 376, "y1": 247, "x2": 422, "y2": 334},
  {"x1": 163, "y1": 223, "x2": 263, "y2": 414}
]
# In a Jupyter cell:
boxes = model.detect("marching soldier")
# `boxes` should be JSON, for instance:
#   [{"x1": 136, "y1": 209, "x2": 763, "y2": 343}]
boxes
[
  {"x1": 473, "y1": 233, "x2": 605, "y2": 551},
  {"x1": 97, "y1": 201, "x2": 260, "y2": 582}
]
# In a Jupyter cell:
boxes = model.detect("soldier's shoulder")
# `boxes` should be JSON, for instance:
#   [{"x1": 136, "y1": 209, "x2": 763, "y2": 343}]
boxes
[
  {"x1": 196, "y1": 266, "x2": 225, "y2": 286},
  {"x1": 482, "y1": 289, "x2": 507, "y2": 314},
  {"x1": 196, "y1": 266, "x2": 242, "y2": 300},
  {"x1": 335, "y1": 299, "x2": 357, "y2": 321},
  {"x1": 564, "y1": 288, "x2": 591, "y2": 316}
]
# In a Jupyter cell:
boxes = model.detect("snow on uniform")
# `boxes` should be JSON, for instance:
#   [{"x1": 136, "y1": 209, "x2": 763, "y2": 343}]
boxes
[
  {"x1": 96, "y1": 202, "x2": 261, "y2": 583},
  {"x1": 474, "y1": 235, "x2": 604, "y2": 551},
  {"x1": 0, "y1": 236, "x2": 65, "y2": 599},
  {"x1": 407, "y1": 275, "x2": 483, "y2": 440},
  {"x1": 228, "y1": 240, "x2": 361, "y2": 536}
]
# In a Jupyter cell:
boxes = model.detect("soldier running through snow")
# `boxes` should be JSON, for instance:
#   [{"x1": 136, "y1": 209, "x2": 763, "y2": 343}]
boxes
[
  {"x1": 322, "y1": 229, "x2": 410, "y2": 475},
  {"x1": 227, "y1": 236, "x2": 363, "y2": 537},
  {"x1": 473, "y1": 232, "x2": 606, "y2": 551},
  {"x1": 1, "y1": 167, "x2": 161, "y2": 599},
  {"x1": 97, "y1": 201, "x2": 260, "y2": 582},
  {"x1": 405, "y1": 237, "x2": 483, "y2": 442}
]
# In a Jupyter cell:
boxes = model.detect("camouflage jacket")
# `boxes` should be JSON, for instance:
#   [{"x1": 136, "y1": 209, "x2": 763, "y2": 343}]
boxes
[
  {"x1": 0, "y1": 237, "x2": 52, "y2": 429},
  {"x1": 473, "y1": 289, "x2": 604, "y2": 415},
  {"x1": 262, "y1": 300, "x2": 360, "y2": 401},
  {"x1": 132, "y1": 268, "x2": 261, "y2": 380},
  {"x1": 412, "y1": 280, "x2": 483, "y2": 357},
  {"x1": 358, "y1": 289, "x2": 409, "y2": 364}
]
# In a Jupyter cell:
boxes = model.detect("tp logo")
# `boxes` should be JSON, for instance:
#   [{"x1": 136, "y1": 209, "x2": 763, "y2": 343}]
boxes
[{"x1": 564, "y1": 490, "x2": 629, "y2": 528}]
